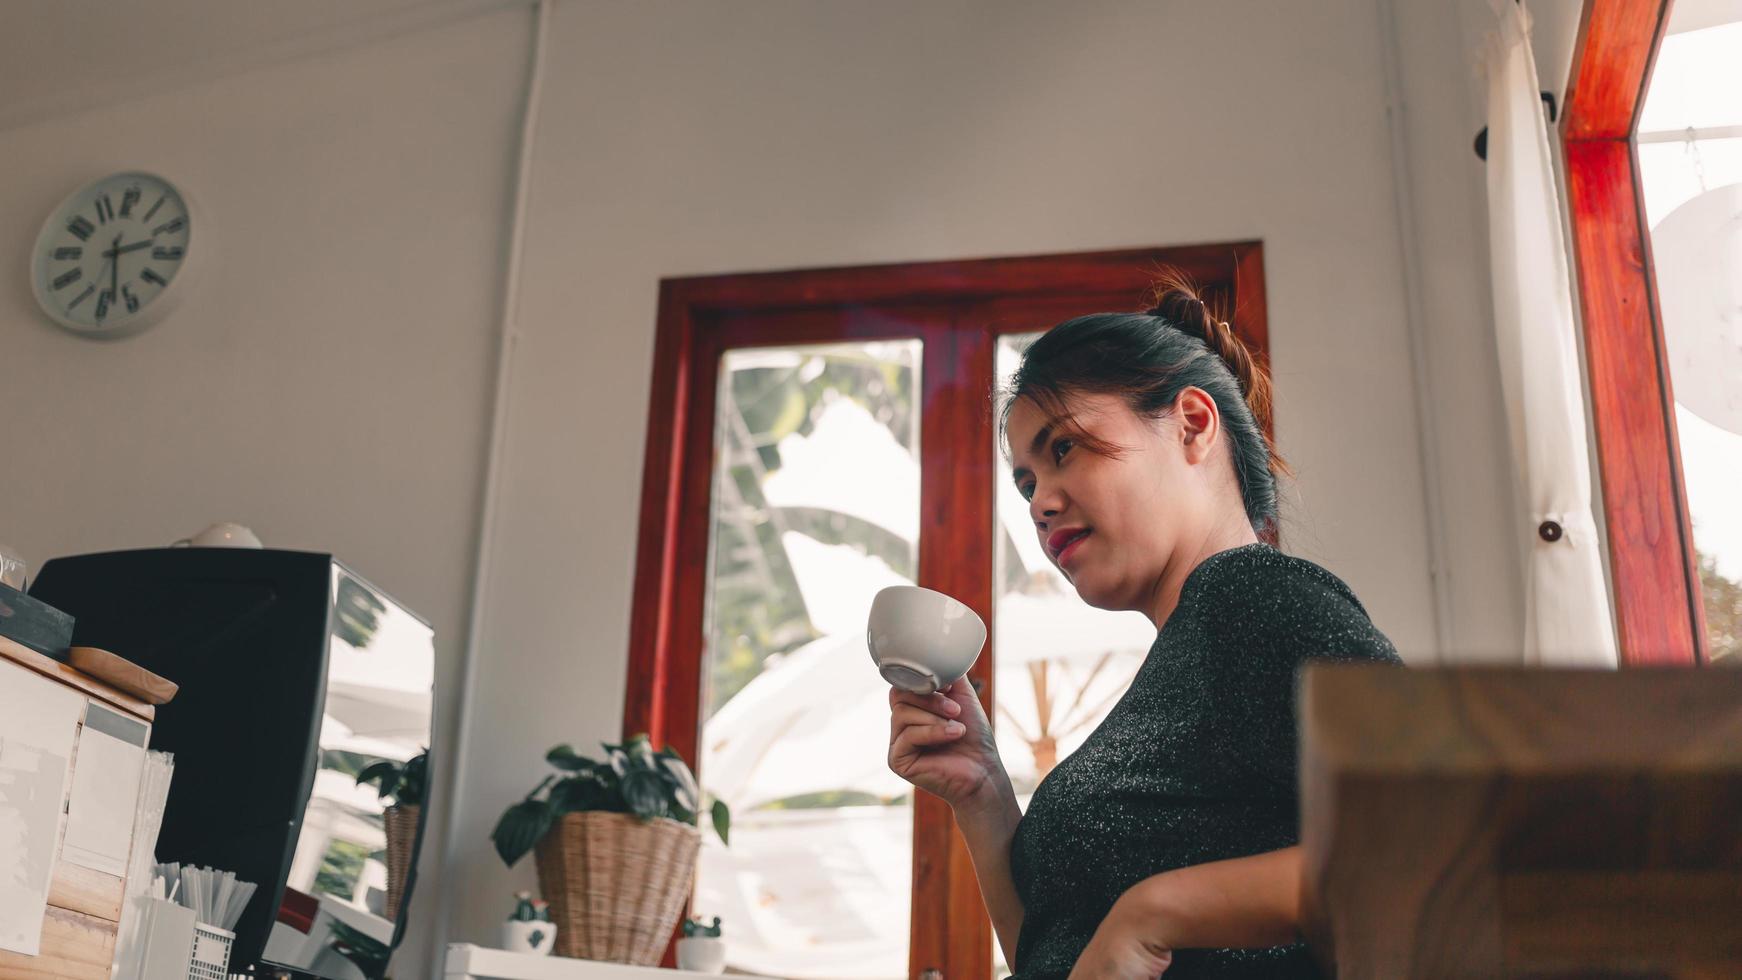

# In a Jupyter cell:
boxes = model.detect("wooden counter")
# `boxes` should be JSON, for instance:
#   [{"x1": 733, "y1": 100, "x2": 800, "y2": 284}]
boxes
[
  {"x1": 0, "y1": 637, "x2": 153, "y2": 980},
  {"x1": 1300, "y1": 665, "x2": 1742, "y2": 979}
]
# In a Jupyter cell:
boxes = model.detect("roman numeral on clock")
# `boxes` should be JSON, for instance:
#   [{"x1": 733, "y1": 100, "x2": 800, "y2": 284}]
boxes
[
  {"x1": 54, "y1": 246, "x2": 81, "y2": 261},
  {"x1": 152, "y1": 246, "x2": 185, "y2": 261},
  {"x1": 95, "y1": 289, "x2": 112, "y2": 320},
  {"x1": 95, "y1": 194, "x2": 115, "y2": 224},
  {"x1": 67, "y1": 285, "x2": 95, "y2": 310},
  {"x1": 120, "y1": 186, "x2": 141, "y2": 218},
  {"x1": 141, "y1": 268, "x2": 168, "y2": 288},
  {"x1": 68, "y1": 215, "x2": 95, "y2": 241},
  {"x1": 152, "y1": 216, "x2": 185, "y2": 237},
  {"x1": 122, "y1": 284, "x2": 140, "y2": 313},
  {"x1": 53, "y1": 267, "x2": 82, "y2": 290}
]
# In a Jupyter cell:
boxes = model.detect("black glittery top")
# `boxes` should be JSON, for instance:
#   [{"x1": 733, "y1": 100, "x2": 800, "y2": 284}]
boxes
[{"x1": 1006, "y1": 543, "x2": 1402, "y2": 980}]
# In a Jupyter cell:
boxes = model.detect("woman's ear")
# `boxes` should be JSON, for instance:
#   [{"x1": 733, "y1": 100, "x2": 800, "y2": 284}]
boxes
[{"x1": 1174, "y1": 387, "x2": 1220, "y2": 464}]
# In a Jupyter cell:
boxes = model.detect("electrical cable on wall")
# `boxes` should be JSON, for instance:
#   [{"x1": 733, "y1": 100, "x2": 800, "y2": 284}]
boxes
[{"x1": 435, "y1": 0, "x2": 552, "y2": 965}]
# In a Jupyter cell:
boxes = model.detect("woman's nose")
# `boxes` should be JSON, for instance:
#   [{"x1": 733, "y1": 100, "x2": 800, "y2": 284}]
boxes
[{"x1": 1029, "y1": 486, "x2": 1062, "y2": 528}]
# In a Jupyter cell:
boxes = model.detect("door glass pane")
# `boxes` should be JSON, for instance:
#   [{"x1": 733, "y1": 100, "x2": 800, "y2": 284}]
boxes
[
  {"x1": 1639, "y1": 10, "x2": 1742, "y2": 661},
  {"x1": 698, "y1": 340, "x2": 921, "y2": 979},
  {"x1": 989, "y1": 333, "x2": 1159, "y2": 978}
]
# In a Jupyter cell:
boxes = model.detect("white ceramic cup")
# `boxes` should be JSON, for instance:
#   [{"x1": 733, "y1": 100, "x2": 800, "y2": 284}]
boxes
[
  {"x1": 172, "y1": 522, "x2": 263, "y2": 549},
  {"x1": 867, "y1": 585, "x2": 986, "y2": 695}
]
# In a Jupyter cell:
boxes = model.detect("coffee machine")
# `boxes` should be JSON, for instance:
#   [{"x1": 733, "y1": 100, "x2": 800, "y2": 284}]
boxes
[{"x1": 31, "y1": 548, "x2": 434, "y2": 979}]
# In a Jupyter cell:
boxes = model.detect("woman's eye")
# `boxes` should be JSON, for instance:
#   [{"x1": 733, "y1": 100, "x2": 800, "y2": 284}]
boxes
[{"x1": 1052, "y1": 438, "x2": 1074, "y2": 463}]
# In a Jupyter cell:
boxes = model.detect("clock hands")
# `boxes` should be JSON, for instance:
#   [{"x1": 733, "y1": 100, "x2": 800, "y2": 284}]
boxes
[
  {"x1": 102, "y1": 240, "x2": 152, "y2": 258},
  {"x1": 96, "y1": 237, "x2": 155, "y2": 317}
]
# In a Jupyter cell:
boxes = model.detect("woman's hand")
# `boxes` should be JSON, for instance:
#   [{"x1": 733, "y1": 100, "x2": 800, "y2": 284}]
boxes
[
  {"x1": 886, "y1": 676, "x2": 1006, "y2": 812},
  {"x1": 1066, "y1": 891, "x2": 1174, "y2": 980}
]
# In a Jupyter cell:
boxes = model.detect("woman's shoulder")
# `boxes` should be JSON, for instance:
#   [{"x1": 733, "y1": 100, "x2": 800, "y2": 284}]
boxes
[
  {"x1": 1182, "y1": 543, "x2": 1401, "y2": 665},
  {"x1": 1186, "y1": 543, "x2": 1368, "y2": 613}
]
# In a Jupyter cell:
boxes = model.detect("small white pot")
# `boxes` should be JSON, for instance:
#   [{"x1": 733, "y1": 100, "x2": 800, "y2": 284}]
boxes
[
  {"x1": 501, "y1": 919, "x2": 556, "y2": 956},
  {"x1": 676, "y1": 936, "x2": 726, "y2": 974}
]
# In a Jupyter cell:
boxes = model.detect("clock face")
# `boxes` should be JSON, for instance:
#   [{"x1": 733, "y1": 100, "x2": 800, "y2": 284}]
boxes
[{"x1": 31, "y1": 172, "x2": 192, "y2": 336}]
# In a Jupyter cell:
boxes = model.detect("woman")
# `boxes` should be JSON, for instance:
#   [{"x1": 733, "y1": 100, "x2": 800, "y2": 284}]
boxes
[{"x1": 885, "y1": 281, "x2": 1402, "y2": 979}]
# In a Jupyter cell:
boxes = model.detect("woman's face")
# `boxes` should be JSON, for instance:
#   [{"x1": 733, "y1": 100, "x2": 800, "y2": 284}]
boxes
[{"x1": 1006, "y1": 391, "x2": 1211, "y2": 613}]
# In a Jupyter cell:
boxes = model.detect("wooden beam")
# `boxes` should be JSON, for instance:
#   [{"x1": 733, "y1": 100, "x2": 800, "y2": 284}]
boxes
[
  {"x1": 1300, "y1": 665, "x2": 1742, "y2": 977},
  {"x1": 1562, "y1": 0, "x2": 1673, "y2": 141}
]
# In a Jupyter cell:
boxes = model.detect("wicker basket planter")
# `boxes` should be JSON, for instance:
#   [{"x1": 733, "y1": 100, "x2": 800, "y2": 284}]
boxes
[
  {"x1": 533, "y1": 811, "x2": 701, "y2": 963},
  {"x1": 383, "y1": 804, "x2": 420, "y2": 922}
]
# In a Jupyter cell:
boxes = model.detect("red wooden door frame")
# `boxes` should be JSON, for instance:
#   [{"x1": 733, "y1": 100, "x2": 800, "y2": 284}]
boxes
[
  {"x1": 1561, "y1": 0, "x2": 1709, "y2": 664},
  {"x1": 622, "y1": 243, "x2": 1268, "y2": 975}
]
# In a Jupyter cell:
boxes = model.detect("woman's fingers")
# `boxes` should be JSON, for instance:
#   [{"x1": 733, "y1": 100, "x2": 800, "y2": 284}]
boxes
[
  {"x1": 892, "y1": 716, "x2": 967, "y2": 752},
  {"x1": 888, "y1": 687, "x2": 962, "y2": 717},
  {"x1": 890, "y1": 702, "x2": 959, "y2": 732},
  {"x1": 944, "y1": 676, "x2": 979, "y2": 700}
]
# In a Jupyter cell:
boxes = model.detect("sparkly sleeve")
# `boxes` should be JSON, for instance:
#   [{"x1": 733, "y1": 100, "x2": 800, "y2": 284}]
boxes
[{"x1": 1197, "y1": 555, "x2": 1402, "y2": 792}]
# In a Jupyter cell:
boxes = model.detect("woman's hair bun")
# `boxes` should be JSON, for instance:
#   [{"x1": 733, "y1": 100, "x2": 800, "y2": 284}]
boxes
[{"x1": 1144, "y1": 278, "x2": 1281, "y2": 470}]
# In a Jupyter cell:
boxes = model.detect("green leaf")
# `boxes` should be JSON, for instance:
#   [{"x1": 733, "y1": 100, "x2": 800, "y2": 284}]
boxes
[
  {"x1": 549, "y1": 774, "x2": 614, "y2": 814},
  {"x1": 545, "y1": 744, "x2": 597, "y2": 772},
  {"x1": 710, "y1": 799, "x2": 731, "y2": 846},
  {"x1": 523, "y1": 773, "x2": 556, "y2": 802},
  {"x1": 622, "y1": 734, "x2": 657, "y2": 773},
  {"x1": 399, "y1": 751, "x2": 429, "y2": 804},
  {"x1": 603, "y1": 744, "x2": 630, "y2": 778},
  {"x1": 658, "y1": 756, "x2": 700, "y2": 813},
  {"x1": 620, "y1": 770, "x2": 666, "y2": 820},
  {"x1": 491, "y1": 800, "x2": 554, "y2": 867},
  {"x1": 355, "y1": 760, "x2": 396, "y2": 787}
]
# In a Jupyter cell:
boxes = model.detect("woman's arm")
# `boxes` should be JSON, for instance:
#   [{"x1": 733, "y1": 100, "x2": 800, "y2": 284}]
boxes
[
  {"x1": 953, "y1": 781, "x2": 1028, "y2": 969},
  {"x1": 886, "y1": 679, "x2": 1029, "y2": 967},
  {"x1": 1066, "y1": 847, "x2": 1300, "y2": 980},
  {"x1": 1125, "y1": 845, "x2": 1300, "y2": 949}
]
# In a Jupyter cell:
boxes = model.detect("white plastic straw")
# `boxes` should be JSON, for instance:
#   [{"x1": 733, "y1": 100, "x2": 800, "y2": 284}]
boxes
[{"x1": 153, "y1": 862, "x2": 256, "y2": 930}]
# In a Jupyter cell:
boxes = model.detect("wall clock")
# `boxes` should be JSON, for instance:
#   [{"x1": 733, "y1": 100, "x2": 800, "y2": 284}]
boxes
[{"x1": 31, "y1": 172, "x2": 197, "y2": 338}]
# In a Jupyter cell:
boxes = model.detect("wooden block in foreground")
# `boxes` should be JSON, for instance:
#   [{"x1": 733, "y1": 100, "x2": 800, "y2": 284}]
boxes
[
  {"x1": 46, "y1": 862, "x2": 125, "y2": 922},
  {"x1": 1299, "y1": 666, "x2": 1742, "y2": 979},
  {"x1": 0, "y1": 906, "x2": 116, "y2": 980}
]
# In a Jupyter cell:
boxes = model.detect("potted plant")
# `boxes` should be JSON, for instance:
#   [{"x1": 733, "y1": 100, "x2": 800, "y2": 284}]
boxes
[
  {"x1": 355, "y1": 749, "x2": 428, "y2": 923},
  {"x1": 502, "y1": 891, "x2": 555, "y2": 956},
  {"x1": 491, "y1": 735, "x2": 729, "y2": 963},
  {"x1": 677, "y1": 915, "x2": 726, "y2": 974}
]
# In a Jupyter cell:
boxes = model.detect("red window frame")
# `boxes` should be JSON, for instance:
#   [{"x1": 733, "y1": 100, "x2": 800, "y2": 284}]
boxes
[
  {"x1": 622, "y1": 244, "x2": 1268, "y2": 974},
  {"x1": 1562, "y1": 0, "x2": 1710, "y2": 664}
]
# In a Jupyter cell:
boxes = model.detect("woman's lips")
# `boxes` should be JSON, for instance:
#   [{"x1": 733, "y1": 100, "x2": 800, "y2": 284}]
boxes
[{"x1": 1056, "y1": 530, "x2": 1091, "y2": 567}]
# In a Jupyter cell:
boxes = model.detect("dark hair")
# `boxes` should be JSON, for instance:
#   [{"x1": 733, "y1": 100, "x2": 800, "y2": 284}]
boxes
[{"x1": 1000, "y1": 274, "x2": 1288, "y2": 539}]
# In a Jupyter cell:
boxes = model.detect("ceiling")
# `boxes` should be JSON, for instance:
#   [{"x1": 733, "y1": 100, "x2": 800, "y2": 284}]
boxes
[
  {"x1": 0, "y1": 0, "x2": 521, "y2": 133},
  {"x1": 7, "y1": 0, "x2": 1741, "y2": 136}
]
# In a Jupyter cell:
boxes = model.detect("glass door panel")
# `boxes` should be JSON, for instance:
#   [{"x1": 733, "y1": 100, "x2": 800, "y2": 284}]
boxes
[
  {"x1": 696, "y1": 340, "x2": 922, "y2": 978},
  {"x1": 1638, "y1": 11, "x2": 1742, "y2": 661}
]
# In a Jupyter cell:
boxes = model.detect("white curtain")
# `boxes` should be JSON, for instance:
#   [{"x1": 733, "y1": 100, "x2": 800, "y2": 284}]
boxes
[{"x1": 1484, "y1": 0, "x2": 1619, "y2": 667}]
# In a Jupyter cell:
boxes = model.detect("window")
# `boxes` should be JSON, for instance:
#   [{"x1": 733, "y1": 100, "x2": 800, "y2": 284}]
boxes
[
  {"x1": 695, "y1": 341, "x2": 922, "y2": 979},
  {"x1": 1564, "y1": 0, "x2": 1740, "y2": 663},
  {"x1": 1633, "y1": 11, "x2": 1742, "y2": 661},
  {"x1": 625, "y1": 245, "x2": 1268, "y2": 978}
]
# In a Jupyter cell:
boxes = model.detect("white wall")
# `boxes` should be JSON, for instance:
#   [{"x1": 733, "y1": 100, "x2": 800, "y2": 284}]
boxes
[
  {"x1": 0, "y1": 8, "x2": 530, "y2": 978},
  {"x1": 0, "y1": 0, "x2": 1581, "y2": 968},
  {"x1": 444, "y1": 0, "x2": 1534, "y2": 950}
]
